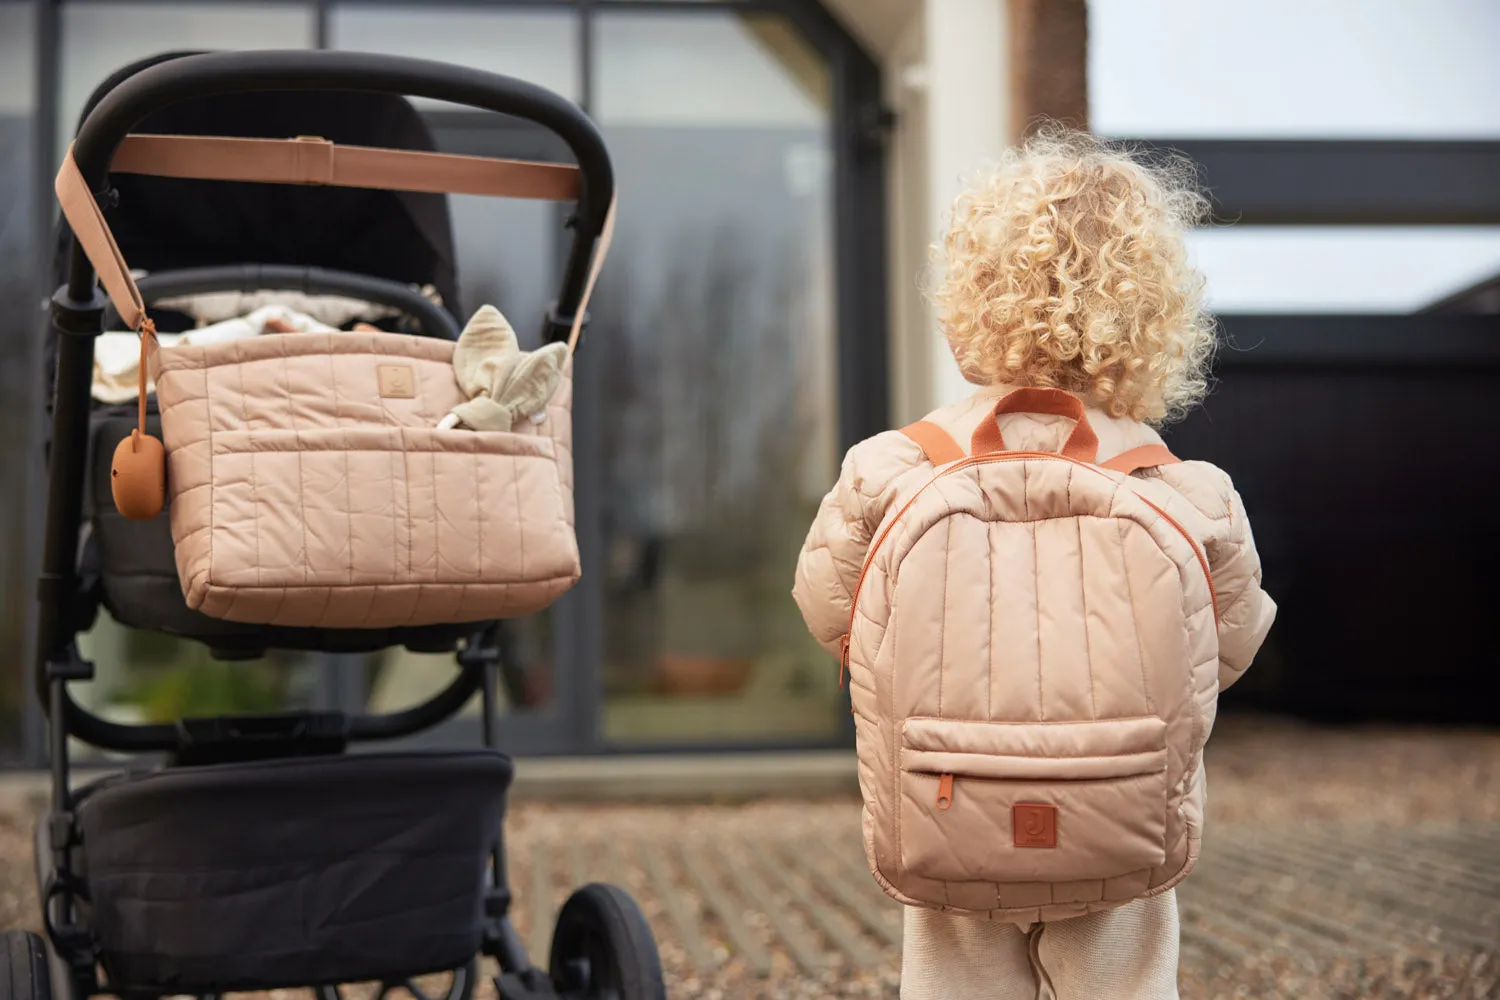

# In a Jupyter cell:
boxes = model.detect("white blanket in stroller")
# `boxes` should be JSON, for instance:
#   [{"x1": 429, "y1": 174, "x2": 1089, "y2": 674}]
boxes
[{"x1": 91, "y1": 305, "x2": 338, "y2": 404}]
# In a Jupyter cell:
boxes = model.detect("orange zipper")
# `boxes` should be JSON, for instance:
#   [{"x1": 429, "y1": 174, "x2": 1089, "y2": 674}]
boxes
[
  {"x1": 838, "y1": 452, "x2": 1218, "y2": 685},
  {"x1": 936, "y1": 774, "x2": 954, "y2": 810}
]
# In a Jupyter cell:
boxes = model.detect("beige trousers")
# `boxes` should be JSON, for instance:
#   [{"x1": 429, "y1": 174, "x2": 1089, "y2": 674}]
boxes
[{"x1": 900, "y1": 891, "x2": 1181, "y2": 1000}]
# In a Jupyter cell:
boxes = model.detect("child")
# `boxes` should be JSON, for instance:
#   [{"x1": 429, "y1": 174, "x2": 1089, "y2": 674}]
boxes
[{"x1": 792, "y1": 130, "x2": 1275, "y2": 1000}]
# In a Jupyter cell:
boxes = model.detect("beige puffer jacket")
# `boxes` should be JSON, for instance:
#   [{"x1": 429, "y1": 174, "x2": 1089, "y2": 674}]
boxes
[{"x1": 794, "y1": 385, "x2": 1276, "y2": 922}]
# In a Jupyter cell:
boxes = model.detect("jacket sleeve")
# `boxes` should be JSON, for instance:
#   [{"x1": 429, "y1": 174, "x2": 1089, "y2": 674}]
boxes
[
  {"x1": 793, "y1": 432, "x2": 920, "y2": 659},
  {"x1": 1154, "y1": 462, "x2": 1276, "y2": 692},
  {"x1": 1205, "y1": 482, "x2": 1277, "y2": 691}
]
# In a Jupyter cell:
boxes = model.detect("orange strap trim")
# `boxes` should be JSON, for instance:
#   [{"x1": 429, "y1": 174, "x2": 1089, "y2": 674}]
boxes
[
  {"x1": 970, "y1": 387, "x2": 1100, "y2": 463},
  {"x1": 135, "y1": 319, "x2": 156, "y2": 439},
  {"x1": 55, "y1": 136, "x2": 615, "y2": 353},
  {"x1": 899, "y1": 420, "x2": 965, "y2": 466},
  {"x1": 1099, "y1": 444, "x2": 1180, "y2": 475}
]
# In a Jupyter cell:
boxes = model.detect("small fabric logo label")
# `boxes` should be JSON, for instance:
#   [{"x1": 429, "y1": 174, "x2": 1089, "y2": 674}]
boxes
[
  {"x1": 1013, "y1": 803, "x2": 1057, "y2": 849},
  {"x1": 377, "y1": 364, "x2": 416, "y2": 399}
]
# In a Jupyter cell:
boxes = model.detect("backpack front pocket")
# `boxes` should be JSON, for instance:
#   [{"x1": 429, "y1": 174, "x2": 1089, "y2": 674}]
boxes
[{"x1": 897, "y1": 716, "x2": 1170, "y2": 884}]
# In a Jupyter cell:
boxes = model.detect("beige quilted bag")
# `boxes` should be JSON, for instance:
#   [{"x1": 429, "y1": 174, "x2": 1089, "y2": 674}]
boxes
[
  {"x1": 842, "y1": 389, "x2": 1220, "y2": 923},
  {"x1": 57, "y1": 133, "x2": 613, "y2": 629}
]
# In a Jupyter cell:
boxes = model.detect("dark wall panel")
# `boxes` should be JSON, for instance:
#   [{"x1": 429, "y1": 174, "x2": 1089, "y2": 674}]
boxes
[{"x1": 1163, "y1": 367, "x2": 1500, "y2": 724}]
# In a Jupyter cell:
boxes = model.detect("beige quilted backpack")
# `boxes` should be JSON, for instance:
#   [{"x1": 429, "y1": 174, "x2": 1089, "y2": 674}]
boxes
[{"x1": 842, "y1": 388, "x2": 1219, "y2": 922}]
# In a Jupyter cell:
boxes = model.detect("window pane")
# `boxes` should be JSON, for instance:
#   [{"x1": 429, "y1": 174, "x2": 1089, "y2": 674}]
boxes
[
  {"x1": 592, "y1": 10, "x2": 842, "y2": 745},
  {"x1": 329, "y1": 6, "x2": 580, "y2": 106},
  {"x1": 330, "y1": 5, "x2": 579, "y2": 326},
  {"x1": 60, "y1": 2, "x2": 316, "y2": 153},
  {"x1": 0, "y1": 3, "x2": 37, "y2": 760}
]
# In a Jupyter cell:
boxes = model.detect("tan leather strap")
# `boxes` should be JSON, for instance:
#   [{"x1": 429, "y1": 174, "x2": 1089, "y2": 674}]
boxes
[
  {"x1": 135, "y1": 321, "x2": 154, "y2": 436},
  {"x1": 566, "y1": 192, "x2": 615, "y2": 353},
  {"x1": 1099, "y1": 444, "x2": 1180, "y2": 475},
  {"x1": 111, "y1": 134, "x2": 583, "y2": 200},
  {"x1": 56, "y1": 148, "x2": 148, "y2": 332},
  {"x1": 900, "y1": 420, "x2": 965, "y2": 466},
  {"x1": 55, "y1": 134, "x2": 614, "y2": 353},
  {"x1": 970, "y1": 387, "x2": 1100, "y2": 463}
]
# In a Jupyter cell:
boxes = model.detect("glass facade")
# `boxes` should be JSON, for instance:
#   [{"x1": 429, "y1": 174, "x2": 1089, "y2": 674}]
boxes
[
  {"x1": 4, "y1": 0, "x2": 876, "y2": 763},
  {"x1": 591, "y1": 10, "x2": 843, "y2": 744}
]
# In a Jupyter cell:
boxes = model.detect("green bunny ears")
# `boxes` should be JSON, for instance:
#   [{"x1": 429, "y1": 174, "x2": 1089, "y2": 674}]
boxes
[{"x1": 441, "y1": 304, "x2": 569, "y2": 431}]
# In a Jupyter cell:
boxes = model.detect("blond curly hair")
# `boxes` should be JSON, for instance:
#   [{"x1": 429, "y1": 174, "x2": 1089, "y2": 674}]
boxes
[{"x1": 934, "y1": 129, "x2": 1215, "y2": 424}]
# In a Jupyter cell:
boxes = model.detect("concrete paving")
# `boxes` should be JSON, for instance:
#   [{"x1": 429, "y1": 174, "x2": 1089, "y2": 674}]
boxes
[{"x1": 3, "y1": 715, "x2": 1498, "y2": 999}]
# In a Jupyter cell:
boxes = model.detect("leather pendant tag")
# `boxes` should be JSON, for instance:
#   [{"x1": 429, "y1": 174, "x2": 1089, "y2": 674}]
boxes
[{"x1": 111, "y1": 429, "x2": 166, "y2": 520}]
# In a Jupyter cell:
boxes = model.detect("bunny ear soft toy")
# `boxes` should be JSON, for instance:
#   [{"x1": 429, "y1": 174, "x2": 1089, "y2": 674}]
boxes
[{"x1": 439, "y1": 304, "x2": 569, "y2": 431}]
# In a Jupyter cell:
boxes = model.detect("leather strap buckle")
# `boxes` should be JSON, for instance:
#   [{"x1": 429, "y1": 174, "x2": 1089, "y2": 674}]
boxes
[{"x1": 292, "y1": 135, "x2": 334, "y2": 185}]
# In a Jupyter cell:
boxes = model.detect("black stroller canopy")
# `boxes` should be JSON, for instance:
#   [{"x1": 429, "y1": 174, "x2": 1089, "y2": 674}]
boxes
[{"x1": 54, "y1": 60, "x2": 459, "y2": 314}]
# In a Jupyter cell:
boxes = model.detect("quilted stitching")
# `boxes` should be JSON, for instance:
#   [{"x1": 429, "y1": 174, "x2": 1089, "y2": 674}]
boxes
[{"x1": 152, "y1": 332, "x2": 580, "y2": 629}]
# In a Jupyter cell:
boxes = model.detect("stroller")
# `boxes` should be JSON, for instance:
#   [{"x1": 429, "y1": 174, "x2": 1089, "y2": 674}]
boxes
[{"x1": 8, "y1": 50, "x2": 663, "y2": 1000}]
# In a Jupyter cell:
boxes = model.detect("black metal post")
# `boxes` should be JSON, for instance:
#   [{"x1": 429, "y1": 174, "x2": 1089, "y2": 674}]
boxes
[{"x1": 34, "y1": 302, "x2": 104, "y2": 701}]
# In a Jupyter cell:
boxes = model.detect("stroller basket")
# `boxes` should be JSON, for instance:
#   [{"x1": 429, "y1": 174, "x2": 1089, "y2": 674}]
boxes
[{"x1": 74, "y1": 752, "x2": 512, "y2": 993}]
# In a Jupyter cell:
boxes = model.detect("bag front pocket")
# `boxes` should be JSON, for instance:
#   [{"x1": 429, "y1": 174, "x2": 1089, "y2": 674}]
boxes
[
  {"x1": 898, "y1": 716, "x2": 1170, "y2": 884},
  {"x1": 171, "y1": 425, "x2": 580, "y2": 627}
]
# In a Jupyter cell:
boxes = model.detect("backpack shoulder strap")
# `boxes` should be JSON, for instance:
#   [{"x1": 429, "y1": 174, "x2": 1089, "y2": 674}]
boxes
[
  {"x1": 1100, "y1": 444, "x2": 1180, "y2": 475},
  {"x1": 900, "y1": 420, "x2": 966, "y2": 466}
]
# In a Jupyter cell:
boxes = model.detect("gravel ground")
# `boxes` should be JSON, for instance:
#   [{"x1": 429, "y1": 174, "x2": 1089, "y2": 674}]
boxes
[{"x1": 2, "y1": 713, "x2": 1498, "y2": 999}]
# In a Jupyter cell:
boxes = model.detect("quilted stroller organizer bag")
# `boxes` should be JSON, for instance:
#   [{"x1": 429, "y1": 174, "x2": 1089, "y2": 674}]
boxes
[
  {"x1": 57, "y1": 131, "x2": 615, "y2": 629},
  {"x1": 152, "y1": 330, "x2": 580, "y2": 627}
]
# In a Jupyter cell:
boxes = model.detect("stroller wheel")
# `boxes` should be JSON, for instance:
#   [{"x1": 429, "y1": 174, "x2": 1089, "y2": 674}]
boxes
[
  {"x1": 548, "y1": 884, "x2": 665, "y2": 1000},
  {"x1": 316, "y1": 957, "x2": 478, "y2": 1000},
  {"x1": 1, "y1": 932, "x2": 53, "y2": 1000}
]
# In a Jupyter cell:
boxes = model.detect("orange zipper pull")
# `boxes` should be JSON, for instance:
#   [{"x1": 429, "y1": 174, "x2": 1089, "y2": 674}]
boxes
[
  {"x1": 838, "y1": 635, "x2": 850, "y2": 687},
  {"x1": 937, "y1": 774, "x2": 954, "y2": 810}
]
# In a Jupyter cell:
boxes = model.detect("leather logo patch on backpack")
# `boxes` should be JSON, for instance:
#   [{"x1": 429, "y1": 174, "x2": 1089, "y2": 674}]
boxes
[
  {"x1": 1013, "y1": 803, "x2": 1057, "y2": 848},
  {"x1": 377, "y1": 364, "x2": 416, "y2": 399}
]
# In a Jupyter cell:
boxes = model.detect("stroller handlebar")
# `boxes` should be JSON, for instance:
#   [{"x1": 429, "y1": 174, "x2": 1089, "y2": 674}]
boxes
[{"x1": 64, "y1": 49, "x2": 616, "y2": 339}]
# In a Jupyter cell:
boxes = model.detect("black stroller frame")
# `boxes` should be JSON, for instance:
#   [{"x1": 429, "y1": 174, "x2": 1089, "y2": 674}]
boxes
[{"x1": 22, "y1": 50, "x2": 662, "y2": 1000}]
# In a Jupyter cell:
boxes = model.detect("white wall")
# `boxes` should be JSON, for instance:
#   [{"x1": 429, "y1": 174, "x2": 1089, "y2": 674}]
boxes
[
  {"x1": 885, "y1": 8, "x2": 932, "y2": 425},
  {"x1": 921, "y1": 0, "x2": 1009, "y2": 408},
  {"x1": 1090, "y1": 0, "x2": 1500, "y2": 139}
]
